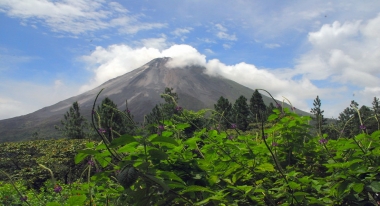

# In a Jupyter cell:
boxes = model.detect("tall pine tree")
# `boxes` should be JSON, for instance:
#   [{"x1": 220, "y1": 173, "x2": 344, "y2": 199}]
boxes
[
  {"x1": 249, "y1": 90, "x2": 267, "y2": 122},
  {"x1": 160, "y1": 87, "x2": 179, "y2": 119},
  {"x1": 55, "y1": 101, "x2": 89, "y2": 139},
  {"x1": 267, "y1": 102, "x2": 275, "y2": 115},
  {"x1": 214, "y1": 96, "x2": 233, "y2": 129},
  {"x1": 97, "y1": 97, "x2": 128, "y2": 140},
  {"x1": 338, "y1": 100, "x2": 359, "y2": 137},
  {"x1": 232, "y1": 95, "x2": 250, "y2": 131},
  {"x1": 310, "y1": 96, "x2": 326, "y2": 134},
  {"x1": 146, "y1": 87, "x2": 180, "y2": 126}
]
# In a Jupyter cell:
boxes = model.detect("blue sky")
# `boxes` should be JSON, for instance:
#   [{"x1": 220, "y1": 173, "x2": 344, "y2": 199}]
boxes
[{"x1": 0, "y1": 0, "x2": 379, "y2": 120}]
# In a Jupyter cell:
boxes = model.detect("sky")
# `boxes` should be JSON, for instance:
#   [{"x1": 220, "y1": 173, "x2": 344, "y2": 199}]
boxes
[{"x1": 0, "y1": 0, "x2": 380, "y2": 120}]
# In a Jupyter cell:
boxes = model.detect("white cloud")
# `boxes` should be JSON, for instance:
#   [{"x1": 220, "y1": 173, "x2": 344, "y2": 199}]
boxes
[
  {"x1": 79, "y1": 43, "x2": 325, "y2": 115},
  {"x1": 0, "y1": 97, "x2": 25, "y2": 120},
  {"x1": 273, "y1": 14, "x2": 380, "y2": 117},
  {"x1": 222, "y1": 44, "x2": 231, "y2": 49},
  {"x1": 80, "y1": 44, "x2": 207, "y2": 92},
  {"x1": 0, "y1": 53, "x2": 38, "y2": 71},
  {"x1": 217, "y1": 32, "x2": 237, "y2": 41},
  {"x1": 204, "y1": 59, "x2": 328, "y2": 112},
  {"x1": 80, "y1": 45, "x2": 163, "y2": 92},
  {"x1": 215, "y1": 24, "x2": 227, "y2": 32},
  {"x1": 0, "y1": 80, "x2": 79, "y2": 120},
  {"x1": 0, "y1": 0, "x2": 165, "y2": 34},
  {"x1": 204, "y1": 48, "x2": 214, "y2": 54},
  {"x1": 264, "y1": 43, "x2": 281, "y2": 49},
  {"x1": 215, "y1": 23, "x2": 237, "y2": 41},
  {"x1": 171, "y1": 27, "x2": 192, "y2": 36},
  {"x1": 115, "y1": 21, "x2": 166, "y2": 34},
  {"x1": 163, "y1": 45, "x2": 207, "y2": 68},
  {"x1": 359, "y1": 87, "x2": 380, "y2": 101},
  {"x1": 197, "y1": 38, "x2": 216, "y2": 44},
  {"x1": 293, "y1": 14, "x2": 380, "y2": 103},
  {"x1": 139, "y1": 36, "x2": 169, "y2": 50}
]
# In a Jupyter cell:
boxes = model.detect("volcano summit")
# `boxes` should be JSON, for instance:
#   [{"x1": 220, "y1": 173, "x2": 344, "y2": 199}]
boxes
[{"x1": 0, "y1": 57, "x2": 308, "y2": 142}]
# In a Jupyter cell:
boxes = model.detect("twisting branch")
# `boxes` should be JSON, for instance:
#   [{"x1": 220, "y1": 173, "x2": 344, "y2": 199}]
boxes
[{"x1": 91, "y1": 88, "x2": 122, "y2": 161}]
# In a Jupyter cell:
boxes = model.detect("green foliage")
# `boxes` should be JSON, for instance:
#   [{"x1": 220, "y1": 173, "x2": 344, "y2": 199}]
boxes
[
  {"x1": 213, "y1": 96, "x2": 233, "y2": 130},
  {"x1": 249, "y1": 89, "x2": 267, "y2": 122},
  {"x1": 96, "y1": 97, "x2": 135, "y2": 141},
  {"x1": 145, "y1": 87, "x2": 181, "y2": 127},
  {"x1": 55, "y1": 101, "x2": 90, "y2": 139},
  {"x1": 232, "y1": 95, "x2": 250, "y2": 131},
  {"x1": 2, "y1": 90, "x2": 380, "y2": 205},
  {"x1": 310, "y1": 95, "x2": 327, "y2": 134},
  {"x1": 0, "y1": 139, "x2": 91, "y2": 189}
]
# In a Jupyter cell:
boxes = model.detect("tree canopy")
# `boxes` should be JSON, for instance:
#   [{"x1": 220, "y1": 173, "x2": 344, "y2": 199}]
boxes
[{"x1": 55, "y1": 101, "x2": 89, "y2": 139}]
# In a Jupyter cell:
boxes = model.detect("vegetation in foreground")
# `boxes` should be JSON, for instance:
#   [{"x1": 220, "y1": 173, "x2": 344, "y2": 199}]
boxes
[{"x1": 1, "y1": 88, "x2": 380, "y2": 205}]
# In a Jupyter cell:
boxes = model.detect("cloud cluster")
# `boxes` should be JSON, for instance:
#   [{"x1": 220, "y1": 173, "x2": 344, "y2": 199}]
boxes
[
  {"x1": 204, "y1": 60, "x2": 324, "y2": 111},
  {"x1": 292, "y1": 14, "x2": 380, "y2": 112},
  {"x1": 0, "y1": 0, "x2": 165, "y2": 34},
  {"x1": 79, "y1": 9, "x2": 380, "y2": 117},
  {"x1": 214, "y1": 24, "x2": 237, "y2": 41},
  {"x1": 1, "y1": 1, "x2": 380, "y2": 121},
  {"x1": 80, "y1": 43, "x2": 207, "y2": 91},
  {"x1": 0, "y1": 80, "x2": 79, "y2": 120},
  {"x1": 79, "y1": 43, "x2": 326, "y2": 113}
]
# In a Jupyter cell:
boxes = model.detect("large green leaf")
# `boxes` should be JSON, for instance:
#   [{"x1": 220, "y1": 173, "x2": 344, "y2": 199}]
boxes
[
  {"x1": 288, "y1": 181, "x2": 301, "y2": 190},
  {"x1": 182, "y1": 185, "x2": 215, "y2": 194},
  {"x1": 367, "y1": 181, "x2": 380, "y2": 192},
  {"x1": 268, "y1": 114, "x2": 278, "y2": 121},
  {"x1": 370, "y1": 130, "x2": 380, "y2": 139},
  {"x1": 151, "y1": 136, "x2": 178, "y2": 146},
  {"x1": 74, "y1": 152, "x2": 89, "y2": 164},
  {"x1": 76, "y1": 149, "x2": 99, "y2": 155},
  {"x1": 184, "y1": 136, "x2": 201, "y2": 149},
  {"x1": 65, "y1": 195, "x2": 86, "y2": 206},
  {"x1": 256, "y1": 163, "x2": 274, "y2": 172},
  {"x1": 352, "y1": 183, "x2": 364, "y2": 193},
  {"x1": 336, "y1": 180, "x2": 350, "y2": 197},
  {"x1": 145, "y1": 174, "x2": 170, "y2": 192},
  {"x1": 161, "y1": 131, "x2": 173, "y2": 137},
  {"x1": 176, "y1": 123, "x2": 190, "y2": 130},
  {"x1": 95, "y1": 155, "x2": 111, "y2": 167},
  {"x1": 117, "y1": 142, "x2": 139, "y2": 153},
  {"x1": 236, "y1": 185, "x2": 254, "y2": 195},
  {"x1": 157, "y1": 170, "x2": 185, "y2": 184},
  {"x1": 148, "y1": 149, "x2": 168, "y2": 160},
  {"x1": 109, "y1": 134, "x2": 137, "y2": 148},
  {"x1": 224, "y1": 163, "x2": 241, "y2": 177},
  {"x1": 46, "y1": 203, "x2": 61, "y2": 206}
]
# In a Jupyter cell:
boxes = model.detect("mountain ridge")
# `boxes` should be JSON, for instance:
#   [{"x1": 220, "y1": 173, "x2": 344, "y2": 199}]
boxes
[{"x1": 0, "y1": 57, "x2": 310, "y2": 142}]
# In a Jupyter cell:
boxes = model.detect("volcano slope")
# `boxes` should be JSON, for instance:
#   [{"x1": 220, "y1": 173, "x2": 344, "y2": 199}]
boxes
[{"x1": 0, "y1": 57, "x2": 309, "y2": 142}]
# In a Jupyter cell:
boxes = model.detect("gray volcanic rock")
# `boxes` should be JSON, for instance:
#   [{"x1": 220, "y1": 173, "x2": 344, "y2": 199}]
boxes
[{"x1": 0, "y1": 57, "x2": 309, "y2": 142}]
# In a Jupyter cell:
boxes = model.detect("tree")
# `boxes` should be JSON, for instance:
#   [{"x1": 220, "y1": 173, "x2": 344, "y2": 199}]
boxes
[
  {"x1": 160, "y1": 87, "x2": 179, "y2": 119},
  {"x1": 97, "y1": 98, "x2": 128, "y2": 140},
  {"x1": 249, "y1": 90, "x2": 267, "y2": 122},
  {"x1": 232, "y1": 95, "x2": 250, "y2": 131},
  {"x1": 214, "y1": 96, "x2": 233, "y2": 130},
  {"x1": 55, "y1": 101, "x2": 89, "y2": 139},
  {"x1": 338, "y1": 100, "x2": 360, "y2": 137},
  {"x1": 310, "y1": 96, "x2": 326, "y2": 134},
  {"x1": 145, "y1": 87, "x2": 180, "y2": 127},
  {"x1": 146, "y1": 105, "x2": 162, "y2": 125},
  {"x1": 123, "y1": 100, "x2": 136, "y2": 133},
  {"x1": 267, "y1": 102, "x2": 275, "y2": 115}
]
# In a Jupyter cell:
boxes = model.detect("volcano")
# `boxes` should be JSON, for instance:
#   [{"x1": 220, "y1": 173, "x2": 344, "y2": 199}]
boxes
[{"x1": 0, "y1": 57, "x2": 309, "y2": 142}]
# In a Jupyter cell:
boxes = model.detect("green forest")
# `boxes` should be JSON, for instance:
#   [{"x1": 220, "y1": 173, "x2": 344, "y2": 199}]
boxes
[{"x1": 1, "y1": 88, "x2": 380, "y2": 205}]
